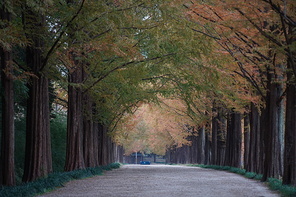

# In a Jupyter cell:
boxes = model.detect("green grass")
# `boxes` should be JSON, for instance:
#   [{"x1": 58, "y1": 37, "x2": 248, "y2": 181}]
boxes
[
  {"x1": 188, "y1": 164, "x2": 296, "y2": 197},
  {"x1": 0, "y1": 163, "x2": 121, "y2": 197}
]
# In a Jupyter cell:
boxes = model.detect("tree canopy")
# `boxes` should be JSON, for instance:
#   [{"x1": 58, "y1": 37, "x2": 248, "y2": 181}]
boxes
[{"x1": 0, "y1": 0, "x2": 295, "y2": 188}]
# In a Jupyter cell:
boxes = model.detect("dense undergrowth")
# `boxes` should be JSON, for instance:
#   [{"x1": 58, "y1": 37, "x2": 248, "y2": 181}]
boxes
[
  {"x1": 0, "y1": 163, "x2": 121, "y2": 197},
  {"x1": 188, "y1": 164, "x2": 296, "y2": 197}
]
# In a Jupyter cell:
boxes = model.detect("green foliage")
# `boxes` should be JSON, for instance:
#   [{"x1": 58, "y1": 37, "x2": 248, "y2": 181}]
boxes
[
  {"x1": 267, "y1": 178, "x2": 296, "y2": 197},
  {"x1": 279, "y1": 184, "x2": 296, "y2": 197},
  {"x1": 221, "y1": 166, "x2": 231, "y2": 171},
  {"x1": 229, "y1": 167, "x2": 246, "y2": 175},
  {"x1": 0, "y1": 163, "x2": 121, "y2": 197},
  {"x1": 253, "y1": 174, "x2": 263, "y2": 180},
  {"x1": 50, "y1": 113, "x2": 67, "y2": 172},
  {"x1": 244, "y1": 172, "x2": 257, "y2": 179},
  {"x1": 13, "y1": 80, "x2": 28, "y2": 106},
  {"x1": 13, "y1": 111, "x2": 68, "y2": 184},
  {"x1": 268, "y1": 178, "x2": 283, "y2": 191},
  {"x1": 101, "y1": 162, "x2": 121, "y2": 171}
]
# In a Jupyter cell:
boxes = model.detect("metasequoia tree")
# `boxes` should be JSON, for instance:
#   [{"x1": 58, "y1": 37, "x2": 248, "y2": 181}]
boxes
[
  {"x1": 0, "y1": 0, "x2": 15, "y2": 186},
  {"x1": 275, "y1": 0, "x2": 296, "y2": 186},
  {"x1": 247, "y1": 103, "x2": 264, "y2": 174},
  {"x1": 56, "y1": 0, "x2": 196, "y2": 170},
  {"x1": 167, "y1": 62, "x2": 251, "y2": 166},
  {"x1": 224, "y1": 111, "x2": 242, "y2": 168},
  {"x1": 185, "y1": 0, "x2": 295, "y2": 181},
  {"x1": 211, "y1": 105, "x2": 227, "y2": 166},
  {"x1": 22, "y1": 1, "x2": 53, "y2": 182},
  {"x1": 50, "y1": 0, "x2": 224, "y2": 171},
  {"x1": 64, "y1": 49, "x2": 85, "y2": 171},
  {"x1": 173, "y1": 37, "x2": 254, "y2": 166},
  {"x1": 58, "y1": 0, "x2": 148, "y2": 170},
  {"x1": 0, "y1": 0, "x2": 57, "y2": 184}
]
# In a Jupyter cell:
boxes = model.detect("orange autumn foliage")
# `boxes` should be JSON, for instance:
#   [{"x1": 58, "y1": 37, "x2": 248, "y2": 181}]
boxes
[
  {"x1": 185, "y1": 0, "x2": 294, "y2": 107},
  {"x1": 114, "y1": 99, "x2": 194, "y2": 155}
]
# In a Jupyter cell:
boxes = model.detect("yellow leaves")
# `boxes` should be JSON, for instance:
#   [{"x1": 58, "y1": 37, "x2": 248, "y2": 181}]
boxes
[{"x1": 114, "y1": 98, "x2": 194, "y2": 155}]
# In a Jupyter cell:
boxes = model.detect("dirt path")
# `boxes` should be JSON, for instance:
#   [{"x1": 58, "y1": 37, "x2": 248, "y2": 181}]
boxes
[{"x1": 39, "y1": 164, "x2": 279, "y2": 197}]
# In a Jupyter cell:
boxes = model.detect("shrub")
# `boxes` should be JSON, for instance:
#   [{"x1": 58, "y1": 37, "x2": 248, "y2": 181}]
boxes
[
  {"x1": 279, "y1": 184, "x2": 296, "y2": 197},
  {"x1": 229, "y1": 167, "x2": 246, "y2": 175},
  {"x1": 268, "y1": 178, "x2": 296, "y2": 197},
  {"x1": 268, "y1": 178, "x2": 282, "y2": 191},
  {"x1": 0, "y1": 163, "x2": 121, "y2": 197},
  {"x1": 221, "y1": 166, "x2": 231, "y2": 171},
  {"x1": 253, "y1": 174, "x2": 263, "y2": 180},
  {"x1": 244, "y1": 172, "x2": 256, "y2": 179}
]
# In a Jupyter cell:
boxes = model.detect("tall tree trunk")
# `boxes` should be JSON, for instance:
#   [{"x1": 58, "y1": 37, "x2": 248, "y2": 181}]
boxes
[
  {"x1": 22, "y1": 6, "x2": 52, "y2": 182},
  {"x1": 0, "y1": 2, "x2": 15, "y2": 185},
  {"x1": 98, "y1": 123, "x2": 110, "y2": 166},
  {"x1": 82, "y1": 91, "x2": 100, "y2": 167},
  {"x1": 243, "y1": 112, "x2": 250, "y2": 170},
  {"x1": 65, "y1": 63, "x2": 85, "y2": 171},
  {"x1": 262, "y1": 71, "x2": 282, "y2": 181},
  {"x1": 224, "y1": 111, "x2": 242, "y2": 168},
  {"x1": 198, "y1": 127, "x2": 206, "y2": 164},
  {"x1": 189, "y1": 133, "x2": 197, "y2": 164},
  {"x1": 247, "y1": 103, "x2": 262, "y2": 173},
  {"x1": 204, "y1": 123, "x2": 211, "y2": 165},
  {"x1": 211, "y1": 108, "x2": 218, "y2": 165},
  {"x1": 225, "y1": 112, "x2": 242, "y2": 168},
  {"x1": 93, "y1": 122, "x2": 100, "y2": 165},
  {"x1": 196, "y1": 127, "x2": 205, "y2": 164},
  {"x1": 283, "y1": 60, "x2": 296, "y2": 186},
  {"x1": 82, "y1": 104, "x2": 95, "y2": 168},
  {"x1": 211, "y1": 107, "x2": 226, "y2": 165},
  {"x1": 217, "y1": 110, "x2": 226, "y2": 166},
  {"x1": 116, "y1": 145, "x2": 124, "y2": 163}
]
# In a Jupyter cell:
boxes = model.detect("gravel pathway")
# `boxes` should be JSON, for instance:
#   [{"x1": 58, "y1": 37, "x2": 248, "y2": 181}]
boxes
[{"x1": 39, "y1": 164, "x2": 279, "y2": 197}]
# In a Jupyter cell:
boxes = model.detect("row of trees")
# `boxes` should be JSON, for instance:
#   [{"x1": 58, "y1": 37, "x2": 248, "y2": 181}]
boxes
[
  {"x1": 166, "y1": 0, "x2": 295, "y2": 186},
  {"x1": 0, "y1": 0, "x2": 192, "y2": 186},
  {"x1": 116, "y1": 0, "x2": 296, "y2": 187},
  {"x1": 1, "y1": 0, "x2": 295, "y2": 188},
  {"x1": 0, "y1": 0, "x2": 121, "y2": 185}
]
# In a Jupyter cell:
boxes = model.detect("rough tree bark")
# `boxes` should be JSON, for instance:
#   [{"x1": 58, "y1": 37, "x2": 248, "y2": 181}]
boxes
[
  {"x1": 262, "y1": 70, "x2": 283, "y2": 181},
  {"x1": 211, "y1": 108, "x2": 218, "y2": 165},
  {"x1": 247, "y1": 104, "x2": 262, "y2": 173},
  {"x1": 211, "y1": 107, "x2": 226, "y2": 166},
  {"x1": 0, "y1": 1, "x2": 15, "y2": 185},
  {"x1": 283, "y1": 57, "x2": 296, "y2": 186},
  {"x1": 65, "y1": 61, "x2": 85, "y2": 171},
  {"x1": 82, "y1": 100, "x2": 96, "y2": 168},
  {"x1": 197, "y1": 127, "x2": 206, "y2": 164},
  {"x1": 82, "y1": 89, "x2": 99, "y2": 167},
  {"x1": 22, "y1": 5, "x2": 52, "y2": 182},
  {"x1": 243, "y1": 113, "x2": 250, "y2": 170},
  {"x1": 204, "y1": 123, "x2": 211, "y2": 165},
  {"x1": 98, "y1": 123, "x2": 109, "y2": 166},
  {"x1": 224, "y1": 111, "x2": 242, "y2": 168}
]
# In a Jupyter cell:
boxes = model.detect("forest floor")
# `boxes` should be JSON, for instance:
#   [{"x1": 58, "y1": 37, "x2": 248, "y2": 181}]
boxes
[{"x1": 39, "y1": 164, "x2": 279, "y2": 197}]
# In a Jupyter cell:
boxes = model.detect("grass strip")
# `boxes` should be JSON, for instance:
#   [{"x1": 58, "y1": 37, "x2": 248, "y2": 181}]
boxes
[
  {"x1": 188, "y1": 164, "x2": 296, "y2": 197},
  {"x1": 0, "y1": 163, "x2": 121, "y2": 197}
]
